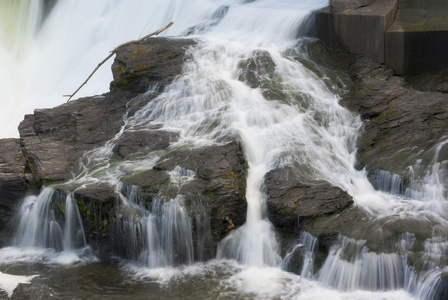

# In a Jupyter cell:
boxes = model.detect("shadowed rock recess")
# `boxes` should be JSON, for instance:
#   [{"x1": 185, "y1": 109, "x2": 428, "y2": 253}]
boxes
[{"x1": 0, "y1": 35, "x2": 447, "y2": 277}]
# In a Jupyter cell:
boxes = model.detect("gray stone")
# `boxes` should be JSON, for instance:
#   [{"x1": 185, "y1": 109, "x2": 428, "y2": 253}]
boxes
[
  {"x1": 115, "y1": 140, "x2": 248, "y2": 258},
  {"x1": 111, "y1": 38, "x2": 195, "y2": 94},
  {"x1": 18, "y1": 38, "x2": 196, "y2": 183},
  {"x1": 385, "y1": 0, "x2": 448, "y2": 74},
  {"x1": 330, "y1": 0, "x2": 372, "y2": 9},
  {"x1": 311, "y1": 0, "x2": 398, "y2": 63},
  {"x1": 265, "y1": 167, "x2": 354, "y2": 232},
  {"x1": 343, "y1": 55, "x2": 448, "y2": 174},
  {"x1": 114, "y1": 130, "x2": 178, "y2": 158},
  {"x1": 0, "y1": 138, "x2": 31, "y2": 246}
]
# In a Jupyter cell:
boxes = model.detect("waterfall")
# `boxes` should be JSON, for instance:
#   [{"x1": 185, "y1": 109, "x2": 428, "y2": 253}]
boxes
[
  {"x1": 1, "y1": 0, "x2": 448, "y2": 299},
  {"x1": 318, "y1": 235, "x2": 405, "y2": 291},
  {"x1": 115, "y1": 186, "x2": 196, "y2": 268},
  {"x1": 13, "y1": 187, "x2": 87, "y2": 253},
  {"x1": 283, "y1": 232, "x2": 318, "y2": 278}
]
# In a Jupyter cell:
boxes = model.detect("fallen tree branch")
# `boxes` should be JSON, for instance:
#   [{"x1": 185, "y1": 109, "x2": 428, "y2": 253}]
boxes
[{"x1": 64, "y1": 22, "x2": 174, "y2": 102}]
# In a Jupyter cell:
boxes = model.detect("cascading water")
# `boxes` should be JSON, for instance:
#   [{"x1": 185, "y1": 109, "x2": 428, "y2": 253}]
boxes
[
  {"x1": 9, "y1": 187, "x2": 90, "y2": 260},
  {"x1": 283, "y1": 232, "x2": 318, "y2": 278},
  {"x1": 114, "y1": 184, "x2": 196, "y2": 269},
  {"x1": 1, "y1": 0, "x2": 448, "y2": 299}
]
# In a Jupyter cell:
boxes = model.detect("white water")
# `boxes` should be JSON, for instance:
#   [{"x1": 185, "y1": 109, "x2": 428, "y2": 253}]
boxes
[
  {"x1": 0, "y1": 271, "x2": 36, "y2": 297},
  {"x1": 13, "y1": 187, "x2": 87, "y2": 253},
  {"x1": 1, "y1": 0, "x2": 448, "y2": 299}
]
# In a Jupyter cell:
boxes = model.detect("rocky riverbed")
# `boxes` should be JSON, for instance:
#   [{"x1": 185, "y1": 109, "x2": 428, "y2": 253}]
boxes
[{"x1": 0, "y1": 37, "x2": 447, "y2": 279}]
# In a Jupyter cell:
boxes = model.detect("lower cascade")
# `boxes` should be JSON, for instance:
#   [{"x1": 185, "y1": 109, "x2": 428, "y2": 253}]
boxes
[
  {"x1": 0, "y1": 0, "x2": 447, "y2": 299},
  {"x1": 14, "y1": 187, "x2": 88, "y2": 253}
]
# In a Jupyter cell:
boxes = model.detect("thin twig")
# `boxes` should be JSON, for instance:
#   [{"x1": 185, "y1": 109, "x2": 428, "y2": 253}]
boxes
[{"x1": 64, "y1": 22, "x2": 174, "y2": 102}]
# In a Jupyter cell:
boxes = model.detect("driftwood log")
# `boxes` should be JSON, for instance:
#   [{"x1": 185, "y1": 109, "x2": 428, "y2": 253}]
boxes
[{"x1": 64, "y1": 22, "x2": 173, "y2": 102}]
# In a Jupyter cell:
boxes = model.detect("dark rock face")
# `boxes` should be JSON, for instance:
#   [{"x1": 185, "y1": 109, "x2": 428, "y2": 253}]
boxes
[
  {"x1": 114, "y1": 130, "x2": 178, "y2": 158},
  {"x1": 9, "y1": 37, "x2": 247, "y2": 257},
  {"x1": 111, "y1": 38, "x2": 195, "y2": 94},
  {"x1": 0, "y1": 139, "x2": 31, "y2": 246},
  {"x1": 19, "y1": 91, "x2": 134, "y2": 182},
  {"x1": 265, "y1": 167, "x2": 354, "y2": 232},
  {"x1": 1, "y1": 38, "x2": 206, "y2": 254},
  {"x1": 120, "y1": 140, "x2": 248, "y2": 253},
  {"x1": 71, "y1": 182, "x2": 117, "y2": 253},
  {"x1": 18, "y1": 38, "x2": 196, "y2": 183},
  {"x1": 265, "y1": 167, "x2": 357, "y2": 271},
  {"x1": 343, "y1": 56, "x2": 448, "y2": 174}
]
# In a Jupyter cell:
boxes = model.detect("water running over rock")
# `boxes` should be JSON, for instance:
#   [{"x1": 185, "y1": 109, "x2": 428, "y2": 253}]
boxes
[{"x1": 0, "y1": 1, "x2": 447, "y2": 299}]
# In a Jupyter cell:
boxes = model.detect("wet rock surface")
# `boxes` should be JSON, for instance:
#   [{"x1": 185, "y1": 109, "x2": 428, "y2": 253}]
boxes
[
  {"x1": 265, "y1": 166, "x2": 357, "y2": 269},
  {"x1": 266, "y1": 40, "x2": 448, "y2": 275},
  {"x1": 0, "y1": 139, "x2": 31, "y2": 246},
  {"x1": 4, "y1": 37, "x2": 248, "y2": 257},
  {"x1": 120, "y1": 140, "x2": 248, "y2": 253},
  {"x1": 114, "y1": 130, "x2": 178, "y2": 158},
  {"x1": 111, "y1": 38, "x2": 195, "y2": 94},
  {"x1": 0, "y1": 35, "x2": 447, "y2": 276},
  {"x1": 343, "y1": 55, "x2": 448, "y2": 174},
  {"x1": 265, "y1": 167, "x2": 354, "y2": 232},
  {"x1": 18, "y1": 38, "x2": 196, "y2": 184},
  {"x1": 0, "y1": 38, "x2": 198, "y2": 252}
]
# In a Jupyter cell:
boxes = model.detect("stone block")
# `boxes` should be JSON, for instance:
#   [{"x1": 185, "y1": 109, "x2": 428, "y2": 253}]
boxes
[
  {"x1": 385, "y1": 28, "x2": 448, "y2": 74},
  {"x1": 330, "y1": 0, "x2": 372, "y2": 9},
  {"x1": 311, "y1": 0, "x2": 398, "y2": 63},
  {"x1": 385, "y1": 0, "x2": 448, "y2": 74}
]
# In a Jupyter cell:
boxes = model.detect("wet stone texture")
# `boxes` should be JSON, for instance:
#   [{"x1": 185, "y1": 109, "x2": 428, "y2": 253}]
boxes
[
  {"x1": 0, "y1": 35, "x2": 447, "y2": 277},
  {"x1": 8, "y1": 37, "x2": 248, "y2": 257},
  {"x1": 120, "y1": 140, "x2": 248, "y2": 255},
  {"x1": 0, "y1": 139, "x2": 31, "y2": 246},
  {"x1": 343, "y1": 55, "x2": 448, "y2": 175}
]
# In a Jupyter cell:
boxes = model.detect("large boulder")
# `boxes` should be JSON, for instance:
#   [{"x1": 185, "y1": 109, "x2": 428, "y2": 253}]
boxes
[
  {"x1": 18, "y1": 38, "x2": 196, "y2": 183},
  {"x1": 264, "y1": 167, "x2": 355, "y2": 268},
  {"x1": 110, "y1": 38, "x2": 195, "y2": 94},
  {"x1": 18, "y1": 90, "x2": 135, "y2": 182},
  {"x1": 265, "y1": 167, "x2": 354, "y2": 233}
]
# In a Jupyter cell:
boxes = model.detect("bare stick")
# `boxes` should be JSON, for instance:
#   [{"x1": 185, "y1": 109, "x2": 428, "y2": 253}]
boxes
[
  {"x1": 64, "y1": 22, "x2": 174, "y2": 102},
  {"x1": 112, "y1": 22, "x2": 173, "y2": 52},
  {"x1": 63, "y1": 52, "x2": 114, "y2": 102}
]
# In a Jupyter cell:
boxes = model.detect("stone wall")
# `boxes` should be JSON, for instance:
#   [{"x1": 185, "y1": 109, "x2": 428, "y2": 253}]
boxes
[{"x1": 310, "y1": 0, "x2": 448, "y2": 75}]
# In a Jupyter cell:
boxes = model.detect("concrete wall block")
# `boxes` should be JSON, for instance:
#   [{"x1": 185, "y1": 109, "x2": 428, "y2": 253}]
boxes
[
  {"x1": 331, "y1": 0, "x2": 372, "y2": 9},
  {"x1": 312, "y1": 9, "x2": 387, "y2": 63}
]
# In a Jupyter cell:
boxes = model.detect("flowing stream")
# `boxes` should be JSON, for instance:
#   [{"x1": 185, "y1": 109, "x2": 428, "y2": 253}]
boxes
[{"x1": 1, "y1": 0, "x2": 447, "y2": 299}]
